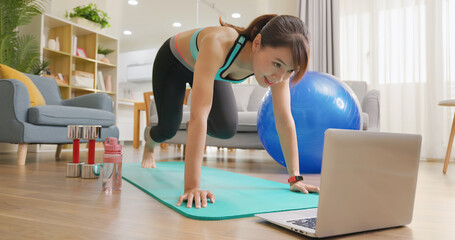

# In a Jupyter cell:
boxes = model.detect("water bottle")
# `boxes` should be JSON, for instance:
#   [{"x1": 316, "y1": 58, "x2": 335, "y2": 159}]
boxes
[{"x1": 103, "y1": 137, "x2": 123, "y2": 192}]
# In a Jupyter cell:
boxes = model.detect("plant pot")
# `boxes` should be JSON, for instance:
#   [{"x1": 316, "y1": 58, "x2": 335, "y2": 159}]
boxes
[
  {"x1": 71, "y1": 17, "x2": 102, "y2": 31},
  {"x1": 97, "y1": 54, "x2": 105, "y2": 61},
  {"x1": 100, "y1": 58, "x2": 110, "y2": 64}
]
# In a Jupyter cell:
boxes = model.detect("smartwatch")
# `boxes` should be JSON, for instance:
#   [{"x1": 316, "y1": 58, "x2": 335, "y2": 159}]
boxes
[{"x1": 288, "y1": 175, "x2": 304, "y2": 183}]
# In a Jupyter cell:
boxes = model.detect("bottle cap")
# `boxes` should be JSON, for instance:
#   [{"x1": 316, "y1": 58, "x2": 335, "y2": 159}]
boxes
[{"x1": 104, "y1": 137, "x2": 122, "y2": 154}]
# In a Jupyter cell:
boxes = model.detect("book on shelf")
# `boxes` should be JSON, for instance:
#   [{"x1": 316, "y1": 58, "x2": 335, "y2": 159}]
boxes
[
  {"x1": 72, "y1": 36, "x2": 78, "y2": 55},
  {"x1": 97, "y1": 71, "x2": 106, "y2": 91}
]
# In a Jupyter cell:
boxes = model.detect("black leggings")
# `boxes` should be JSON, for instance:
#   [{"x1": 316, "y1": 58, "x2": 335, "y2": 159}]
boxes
[{"x1": 150, "y1": 38, "x2": 238, "y2": 143}]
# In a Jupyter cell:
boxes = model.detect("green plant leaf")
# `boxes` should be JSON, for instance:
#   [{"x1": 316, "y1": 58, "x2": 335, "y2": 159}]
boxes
[
  {"x1": 67, "y1": 3, "x2": 110, "y2": 29},
  {"x1": 97, "y1": 46, "x2": 114, "y2": 55},
  {"x1": 14, "y1": 34, "x2": 40, "y2": 73},
  {"x1": 0, "y1": 33, "x2": 16, "y2": 66},
  {"x1": 0, "y1": 0, "x2": 47, "y2": 74},
  {"x1": 31, "y1": 58, "x2": 50, "y2": 75}
]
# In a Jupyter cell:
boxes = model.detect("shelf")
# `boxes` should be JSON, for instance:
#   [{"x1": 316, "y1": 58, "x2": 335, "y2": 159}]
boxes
[
  {"x1": 118, "y1": 98, "x2": 141, "y2": 103},
  {"x1": 57, "y1": 83, "x2": 70, "y2": 88},
  {"x1": 96, "y1": 90, "x2": 116, "y2": 95},
  {"x1": 73, "y1": 55, "x2": 97, "y2": 63},
  {"x1": 43, "y1": 48, "x2": 71, "y2": 57},
  {"x1": 118, "y1": 98, "x2": 142, "y2": 107},
  {"x1": 71, "y1": 86, "x2": 97, "y2": 92},
  {"x1": 97, "y1": 61, "x2": 117, "y2": 68}
]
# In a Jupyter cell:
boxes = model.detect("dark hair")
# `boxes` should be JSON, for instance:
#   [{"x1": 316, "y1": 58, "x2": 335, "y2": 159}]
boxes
[{"x1": 220, "y1": 14, "x2": 310, "y2": 83}]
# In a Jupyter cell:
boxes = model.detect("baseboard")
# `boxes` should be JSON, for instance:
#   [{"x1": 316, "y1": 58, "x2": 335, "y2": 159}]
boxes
[{"x1": 424, "y1": 158, "x2": 452, "y2": 163}]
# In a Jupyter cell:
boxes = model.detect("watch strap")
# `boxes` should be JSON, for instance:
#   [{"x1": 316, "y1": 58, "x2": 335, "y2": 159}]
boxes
[{"x1": 288, "y1": 175, "x2": 304, "y2": 183}]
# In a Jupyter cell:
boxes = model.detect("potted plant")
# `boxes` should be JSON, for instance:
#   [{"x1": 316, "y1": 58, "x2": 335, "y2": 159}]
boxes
[
  {"x1": 97, "y1": 46, "x2": 114, "y2": 63},
  {"x1": 65, "y1": 3, "x2": 110, "y2": 30},
  {"x1": 0, "y1": 0, "x2": 50, "y2": 75}
]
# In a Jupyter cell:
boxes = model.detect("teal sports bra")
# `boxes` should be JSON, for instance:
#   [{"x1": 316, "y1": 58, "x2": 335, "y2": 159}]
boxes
[{"x1": 190, "y1": 28, "x2": 253, "y2": 83}]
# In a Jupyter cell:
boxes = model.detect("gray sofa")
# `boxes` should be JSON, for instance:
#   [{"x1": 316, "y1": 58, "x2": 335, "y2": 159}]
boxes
[
  {"x1": 344, "y1": 81, "x2": 380, "y2": 131},
  {"x1": 146, "y1": 81, "x2": 379, "y2": 149},
  {"x1": 0, "y1": 73, "x2": 119, "y2": 165}
]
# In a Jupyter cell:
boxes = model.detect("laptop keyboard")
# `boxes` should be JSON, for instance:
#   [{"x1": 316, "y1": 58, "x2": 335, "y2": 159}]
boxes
[{"x1": 287, "y1": 218, "x2": 317, "y2": 230}]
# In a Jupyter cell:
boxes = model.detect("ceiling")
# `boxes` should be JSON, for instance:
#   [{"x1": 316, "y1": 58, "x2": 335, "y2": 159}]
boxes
[{"x1": 50, "y1": 0, "x2": 300, "y2": 52}]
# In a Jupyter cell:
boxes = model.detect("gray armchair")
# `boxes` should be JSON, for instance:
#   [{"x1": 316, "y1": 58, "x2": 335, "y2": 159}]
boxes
[{"x1": 0, "y1": 74, "x2": 119, "y2": 165}]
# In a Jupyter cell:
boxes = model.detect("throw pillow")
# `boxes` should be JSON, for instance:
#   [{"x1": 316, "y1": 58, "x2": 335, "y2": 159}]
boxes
[{"x1": 0, "y1": 64, "x2": 46, "y2": 106}]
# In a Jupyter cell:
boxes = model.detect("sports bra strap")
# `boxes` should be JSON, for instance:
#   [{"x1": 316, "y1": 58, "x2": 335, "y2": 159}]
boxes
[
  {"x1": 188, "y1": 29, "x2": 251, "y2": 82},
  {"x1": 190, "y1": 28, "x2": 204, "y2": 60}
]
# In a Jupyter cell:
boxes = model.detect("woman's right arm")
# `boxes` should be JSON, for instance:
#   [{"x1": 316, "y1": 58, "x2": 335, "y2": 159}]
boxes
[{"x1": 176, "y1": 31, "x2": 229, "y2": 209}]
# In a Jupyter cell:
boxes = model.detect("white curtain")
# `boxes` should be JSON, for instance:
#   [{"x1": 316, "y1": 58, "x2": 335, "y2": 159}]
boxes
[
  {"x1": 339, "y1": 0, "x2": 455, "y2": 160},
  {"x1": 300, "y1": 0, "x2": 341, "y2": 77}
]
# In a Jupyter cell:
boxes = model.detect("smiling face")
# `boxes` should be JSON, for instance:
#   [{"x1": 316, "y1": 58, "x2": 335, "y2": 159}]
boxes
[{"x1": 251, "y1": 34, "x2": 296, "y2": 87}]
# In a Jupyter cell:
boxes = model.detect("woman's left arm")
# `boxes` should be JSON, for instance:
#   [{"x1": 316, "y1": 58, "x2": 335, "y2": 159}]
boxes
[{"x1": 271, "y1": 80, "x2": 320, "y2": 194}]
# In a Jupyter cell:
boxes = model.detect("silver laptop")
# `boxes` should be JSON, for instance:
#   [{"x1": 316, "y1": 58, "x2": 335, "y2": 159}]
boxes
[{"x1": 256, "y1": 129, "x2": 422, "y2": 238}]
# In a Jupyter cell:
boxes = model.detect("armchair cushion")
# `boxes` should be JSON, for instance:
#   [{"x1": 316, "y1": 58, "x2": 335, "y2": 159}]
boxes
[
  {"x1": 62, "y1": 93, "x2": 113, "y2": 112},
  {"x1": 24, "y1": 73, "x2": 62, "y2": 105},
  {"x1": 0, "y1": 64, "x2": 46, "y2": 106},
  {"x1": 27, "y1": 105, "x2": 115, "y2": 126}
]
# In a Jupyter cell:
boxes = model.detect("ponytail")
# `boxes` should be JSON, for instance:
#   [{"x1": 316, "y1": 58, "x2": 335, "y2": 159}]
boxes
[{"x1": 219, "y1": 14, "x2": 277, "y2": 41}]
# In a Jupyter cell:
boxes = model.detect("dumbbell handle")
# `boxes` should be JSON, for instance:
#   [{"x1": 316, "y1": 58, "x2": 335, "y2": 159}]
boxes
[
  {"x1": 73, "y1": 139, "x2": 80, "y2": 163},
  {"x1": 88, "y1": 139, "x2": 96, "y2": 164}
]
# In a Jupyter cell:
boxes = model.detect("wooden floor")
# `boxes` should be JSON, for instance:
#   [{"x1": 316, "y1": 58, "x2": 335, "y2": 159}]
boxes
[{"x1": 0, "y1": 144, "x2": 454, "y2": 240}]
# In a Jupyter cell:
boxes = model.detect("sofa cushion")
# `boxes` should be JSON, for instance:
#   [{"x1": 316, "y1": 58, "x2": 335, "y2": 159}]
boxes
[
  {"x1": 237, "y1": 111, "x2": 258, "y2": 132},
  {"x1": 362, "y1": 112, "x2": 369, "y2": 130},
  {"x1": 27, "y1": 105, "x2": 115, "y2": 126},
  {"x1": 0, "y1": 64, "x2": 46, "y2": 106}
]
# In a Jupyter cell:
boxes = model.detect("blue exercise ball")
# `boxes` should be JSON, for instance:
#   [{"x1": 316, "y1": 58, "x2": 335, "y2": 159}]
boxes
[{"x1": 257, "y1": 71, "x2": 362, "y2": 173}]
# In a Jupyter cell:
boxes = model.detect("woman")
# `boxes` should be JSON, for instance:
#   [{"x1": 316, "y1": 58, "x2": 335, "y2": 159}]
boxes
[{"x1": 142, "y1": 14, "x2": 320, "y2": 209}]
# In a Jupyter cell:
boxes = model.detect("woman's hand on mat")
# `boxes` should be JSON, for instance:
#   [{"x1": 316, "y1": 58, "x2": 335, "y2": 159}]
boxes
[
  {"x1": 177, "y1": 188, "x2": 216, "y2": 209},
  {"x1": 290, "y1": 181, "x2": 320, "y2": 194}
]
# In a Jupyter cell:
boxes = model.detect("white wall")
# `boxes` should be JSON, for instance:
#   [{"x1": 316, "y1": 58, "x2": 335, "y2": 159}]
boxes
[
  {"x1": 118, "y1": 48, "x2": 158, "y2": 100},
  {"x1": 116, "y1": 48, "x2": 158, "y2": 142}
]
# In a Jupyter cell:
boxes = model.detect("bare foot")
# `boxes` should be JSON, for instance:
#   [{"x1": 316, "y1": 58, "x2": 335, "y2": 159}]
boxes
[
  {"x1": 142, "y1": 126, "x2": 160, "y2": 168},
  {"x1": 142, "y1": 144, "x2": 156, "y2": 168},
  {"x1": 142, "y1": 126, "x2": 158, "y2": 168}
]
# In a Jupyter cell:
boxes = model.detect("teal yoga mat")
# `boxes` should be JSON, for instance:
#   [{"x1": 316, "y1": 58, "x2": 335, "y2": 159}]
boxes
[{"x1": 122, "y1": 162, "x2": 319, "y2": 220}]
